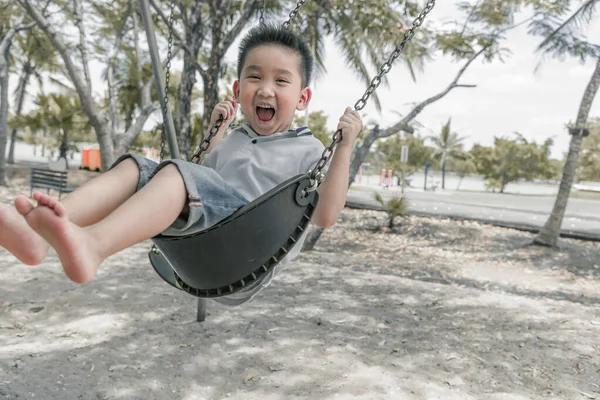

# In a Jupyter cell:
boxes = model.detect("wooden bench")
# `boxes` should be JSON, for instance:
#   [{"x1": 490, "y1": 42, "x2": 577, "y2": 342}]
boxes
[{"x1": 30, "y1": 168, "x2": 74, "y2": 199}]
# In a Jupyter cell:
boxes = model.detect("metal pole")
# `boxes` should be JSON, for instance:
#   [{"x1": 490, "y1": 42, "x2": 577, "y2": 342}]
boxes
[{"x1": 138, "y1": 0, "x2": 180, "y2": 160}]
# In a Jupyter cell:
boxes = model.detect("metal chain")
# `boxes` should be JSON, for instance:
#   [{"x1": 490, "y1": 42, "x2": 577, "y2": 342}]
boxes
[
  {"x1": 354, "y1": 0, "x2": 435, "y2": 112},
  {"x1": 282, "y1": 0, "x2": 307, "y2": 29},
  {"x1": 152, "y1": 0, "x2": 176, "y2": 256},
  {"x1": 190, "y1": 116, "x2": 225, "y2": 163},
  {"x1": 159, "y1": 0, "x2": 176, "y2": 163},
  {"x1": 308, "y1": 0, "x2": 436, "y2": 185}
]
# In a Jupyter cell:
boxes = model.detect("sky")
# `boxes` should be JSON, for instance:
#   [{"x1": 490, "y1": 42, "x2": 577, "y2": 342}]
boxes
[
  {"x1": 11, "y1": 0, "x2": 600, "y2": 159},
  {"x1": 302, "y1": 1, "x2": 600, "y2": 159},
  {"x1": 298, "y1": 1, "x2": 600, "y2": 159}
]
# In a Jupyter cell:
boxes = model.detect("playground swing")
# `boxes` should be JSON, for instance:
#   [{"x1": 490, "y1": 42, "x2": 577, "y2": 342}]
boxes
[{"x1": 146, "y1": 0, "x2": 436, "y2": 299}]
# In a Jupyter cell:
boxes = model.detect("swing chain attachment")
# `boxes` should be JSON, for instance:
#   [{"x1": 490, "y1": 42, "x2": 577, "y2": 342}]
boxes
[
  {"x1": 354, "y1": 0, "x2": 435, "y2": 112},
  {"x1": 283, "y1": 0, "x2": 307, "y2": 29},
  {"x1": 310, "y1": 0, "x2": 436, "y2": 183},
  {"x1": 191, "y1": 116, "x2": 225, "y2": 164},
  {"x1": 159, "y1": 0, "x2": 177, "y2": 163}
]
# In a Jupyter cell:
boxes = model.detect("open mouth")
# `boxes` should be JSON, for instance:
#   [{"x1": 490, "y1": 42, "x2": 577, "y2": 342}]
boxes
[{"x1": 256, "y1": 105, "x2": 275, "y2": 122}]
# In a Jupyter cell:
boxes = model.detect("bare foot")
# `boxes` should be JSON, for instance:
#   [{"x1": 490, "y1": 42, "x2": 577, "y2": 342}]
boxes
[
  {"x1": 0, "y1": 197, "x2": 49, "y2": 265},
  {"x1": 18, "y1": 192, "x2": 101, "y2": 284}
]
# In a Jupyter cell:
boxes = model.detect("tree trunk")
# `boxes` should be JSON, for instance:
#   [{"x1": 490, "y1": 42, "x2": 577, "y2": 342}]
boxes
[
  {"x1": 176, "y1": 44, "x2": 198, "y2": 159},
  {"x1": 534, "y1": 58, "x2": 600, "y2": 247},
  {"x1": 441, "y1": 159, "x2": 446, "y2": 190},
  {"x1": 0, "y1": 16, "x2": 32, "y2": 185},
  {"x1": 107, "y1": 3, "x2": 131, "y2": 141},
  {"x1": 8, "y1": 61, "x2": 32, "y2": 164},
  {"x1": 0, "y1": 52, "x2": 9, "y2": 186},
  {"x1": 175, "y1": 0, "x2": 203, "y2": 160},
  {"x1": 201, "y1": 2, "x2": 225, "y2": 142},
  {"x1": 73, "y1": 0, "x2": 93, "y2": 94}
]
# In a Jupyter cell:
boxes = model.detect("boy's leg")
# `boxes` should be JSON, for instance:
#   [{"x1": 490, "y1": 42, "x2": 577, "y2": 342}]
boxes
[
  {"x1": 2, "y1": 158, "x2": 140, "y2": 265},
  {"x1": 59, "y1": 157, "x2": 141, "y2": 226},
  {"x1": 18, "y1": 164, "x2": 187, "y2": 284}
]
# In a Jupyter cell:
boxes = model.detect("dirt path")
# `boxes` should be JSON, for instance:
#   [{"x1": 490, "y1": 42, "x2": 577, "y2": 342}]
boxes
[{"x1": 1, "y1": 192, "x2": 599, "y2": 399}]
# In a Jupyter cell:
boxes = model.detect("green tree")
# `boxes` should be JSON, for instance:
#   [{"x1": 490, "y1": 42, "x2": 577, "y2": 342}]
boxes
[
  {"x1": 471, "y1": 134, "x2": 556, "y2": 193},
  {"x1": 13, "y1": 93, "x2": 94, "y2": 167},
  {"x1": 1, "y1": 4, "x2": 35, "y2": 185},
  {"x1": 446, "y1": 153, "x2": 477, "y2": 190},
  {"x1": 529, "y1": 0, "x2": 600, "y2": 246},
  {"x1": 7, "y1": 29, "x2": 59, "y2": 164},
  {"x1": 429, "y1": 118, "x2": 466, "y2": 190},
  {"x1": 378, "y1": 133, "x2": 435, "y2": 191},
  {"x1": 17, "y1": 0, "x2": 160, "y2": 170},
  {"x1": 303, "y1": 110, "x2": 332, "y2": 146}
]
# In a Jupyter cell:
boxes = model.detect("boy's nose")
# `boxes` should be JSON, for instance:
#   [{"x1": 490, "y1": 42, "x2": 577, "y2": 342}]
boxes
[{"x1": 256, "y1": 86, "x2": 275, "y2": 97}]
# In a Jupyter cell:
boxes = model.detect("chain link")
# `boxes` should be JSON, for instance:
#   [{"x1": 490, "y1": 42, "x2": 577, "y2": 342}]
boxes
[
  {"x1": 353, "y1": 0, "x2": 434, "y2": 112},
  {"x1": 159, "y1": 0, "x2": 176, "y2": 163},
  {"x1": 190, "y1": 116, "x2": 224, "y2": 163},
  {"x1": 308, "y1": 0, "x2": 436, "y2": 185},
  {"x1": 282, "y1": 0, "x2": 307, "y2": 29}
]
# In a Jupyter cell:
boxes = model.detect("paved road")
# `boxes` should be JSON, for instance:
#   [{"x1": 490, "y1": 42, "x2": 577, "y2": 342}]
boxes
[{"x1": 347, "y1": 185, "x2": 600, "y2": 239}]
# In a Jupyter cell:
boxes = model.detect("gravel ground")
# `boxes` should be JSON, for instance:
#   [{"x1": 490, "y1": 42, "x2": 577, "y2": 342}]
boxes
[{"x1": 0, "y1": 183, "x2": 599, "y2": 400}]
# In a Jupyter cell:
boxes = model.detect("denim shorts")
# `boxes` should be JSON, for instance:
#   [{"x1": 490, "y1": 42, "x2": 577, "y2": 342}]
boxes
[{"x1": 111, "y1": 153, "x2": 249, "y2": 236}]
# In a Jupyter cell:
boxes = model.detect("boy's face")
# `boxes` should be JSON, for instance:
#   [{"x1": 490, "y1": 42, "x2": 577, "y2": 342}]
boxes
[{"x1": 233, "y1": 44, "x2": 311, "y2": 135}]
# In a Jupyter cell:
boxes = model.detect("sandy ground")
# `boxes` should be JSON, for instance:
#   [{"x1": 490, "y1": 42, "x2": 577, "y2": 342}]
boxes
[{"x1": 0, "y1": 184, "x2": 599, "y2": 400}]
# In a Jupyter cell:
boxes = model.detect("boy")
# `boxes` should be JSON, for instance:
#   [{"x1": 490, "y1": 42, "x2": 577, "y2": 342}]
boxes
[{"x1": 0, "y1": 24, "x2": 361, "y2": 301}]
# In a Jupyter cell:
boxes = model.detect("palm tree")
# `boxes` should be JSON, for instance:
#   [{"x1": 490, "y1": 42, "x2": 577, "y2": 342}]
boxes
[
  {"x1": 529, "y1": 0, "x2": 600, "y2": 247},
  {"x1": 429, "y1": 118, "x2": 465, "y2": 190},
  {"x1": 296, "y1": 1, "x2": 430, "y2": 112},
  {"x1": 373, "y1": 192, "x2": 410, "y2": 229},
  {"x1": 18, "y1": 93, "x2": 94, "y2": 167}
]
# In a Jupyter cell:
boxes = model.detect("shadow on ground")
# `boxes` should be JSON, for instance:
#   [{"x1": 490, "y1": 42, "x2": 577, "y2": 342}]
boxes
[{"x1": 1, "y1": 210, "x2": 599, "y2": 400}]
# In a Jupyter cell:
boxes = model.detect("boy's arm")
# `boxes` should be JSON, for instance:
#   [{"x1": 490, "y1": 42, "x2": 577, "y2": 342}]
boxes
[
  {"x1": 198, "y1": 97, "x2": 237, "y2": 160},
  {"x1": 311, "y1": 107, "x2": 362, "y2": 228},
  {"x1": 201, "y1": 122, "x2": 228, "y2": 156},
  {"x1": 311, "y1": 144, "x2": 352, "y2": 228}
]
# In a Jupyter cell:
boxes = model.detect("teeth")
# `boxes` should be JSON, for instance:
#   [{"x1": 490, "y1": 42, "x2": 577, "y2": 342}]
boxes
[{"x1": 257, "y1": 105, "x2": 273, "y2": 109}]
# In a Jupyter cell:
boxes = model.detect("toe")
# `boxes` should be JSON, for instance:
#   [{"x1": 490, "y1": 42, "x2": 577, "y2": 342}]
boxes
[
  {"x1": 53, "y1": 201, "x2": 67, "y2": 218},
  {"x1": 32, "y1": 192, "x2": 43, "y2": 203},
  {"x1": 14, "y1": 196, "x2": 34, "y2": 216}
]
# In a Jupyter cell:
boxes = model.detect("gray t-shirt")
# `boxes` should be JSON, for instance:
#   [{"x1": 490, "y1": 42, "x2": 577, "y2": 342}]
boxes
[{"x1": 202, "y1": 124, "x2": 326, "y2": 305}]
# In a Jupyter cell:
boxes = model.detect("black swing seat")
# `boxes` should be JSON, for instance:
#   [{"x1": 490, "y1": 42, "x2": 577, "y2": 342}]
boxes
[{"x1": 148, "y1": 173, "x2": 318, "y2": 298}]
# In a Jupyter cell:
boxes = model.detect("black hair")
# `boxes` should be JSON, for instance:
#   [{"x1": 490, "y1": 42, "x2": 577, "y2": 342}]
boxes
[{"x1": 237, "y1": 23, "x2": 314, "y2": 87}]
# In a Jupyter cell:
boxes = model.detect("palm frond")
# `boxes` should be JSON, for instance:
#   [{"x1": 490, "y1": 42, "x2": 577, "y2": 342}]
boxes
[
  {"x1": 536, "y1": 0, "x2": 598, "y2": 52},
  {"x1": 373, "y1": 192, "x2": 385, "y2": 207},
  {"x1": 386, "y1": 196, "x2": 409, "y2": 217}
]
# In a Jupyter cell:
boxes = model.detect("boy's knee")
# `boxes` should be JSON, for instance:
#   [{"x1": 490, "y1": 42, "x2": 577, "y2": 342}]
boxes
[
  {"x1": 159, "y1": 163, "x2": 180, "y2": 175},
  {"x1": 155, "y1": 163, "x2": 185, "y2": 184},
  {"x1": 114, "y1": 157, "x2": 140, "y2": 174}
]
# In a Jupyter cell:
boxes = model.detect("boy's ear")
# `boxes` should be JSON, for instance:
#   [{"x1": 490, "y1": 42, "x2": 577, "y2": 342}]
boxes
[
  {"x1": 296, "y1": 87, "x2": 312, "y2": 111},
  {"x1": 232, "y1": 80, "x2": 241, "y2": 102}
]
